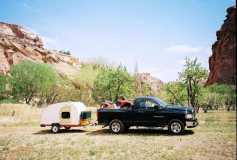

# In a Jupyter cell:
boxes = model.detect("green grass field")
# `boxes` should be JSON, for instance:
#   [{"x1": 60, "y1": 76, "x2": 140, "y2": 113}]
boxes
[{"x1": 0, "y1": 104, "x2": 236, "y2": 160}]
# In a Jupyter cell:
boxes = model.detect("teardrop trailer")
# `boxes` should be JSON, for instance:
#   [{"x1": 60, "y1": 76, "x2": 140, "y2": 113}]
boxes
[{"x1": 40, "y1": 102, "x2": 91, "y2": 133}]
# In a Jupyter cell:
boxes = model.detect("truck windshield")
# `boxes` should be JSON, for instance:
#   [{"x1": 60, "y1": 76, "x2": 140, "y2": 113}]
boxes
[{"x1": 153, "y1": 97, "x2": 168, "y2": 107}]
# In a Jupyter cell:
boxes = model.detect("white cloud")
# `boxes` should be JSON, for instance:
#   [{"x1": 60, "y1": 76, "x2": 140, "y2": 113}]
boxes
[{"x1": 166, "y1": 44, "x2": 203, "y2": 53}]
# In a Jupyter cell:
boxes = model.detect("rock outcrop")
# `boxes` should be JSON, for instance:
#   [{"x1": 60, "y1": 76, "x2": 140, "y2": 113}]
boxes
[
  {"x1": 0, "y1": 22, "x2": 80, "y2": 76},
  {"x1": 206, "y1": 6, "x2": 236, "y2": 85},
  {"x1": 136, "y1": 73, "x2": 163, "y2": 93}
]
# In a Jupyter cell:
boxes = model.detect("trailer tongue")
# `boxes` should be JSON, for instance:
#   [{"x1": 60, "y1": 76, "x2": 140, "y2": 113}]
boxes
[{"x1": 80, "y1": 111, "x2": 91, "y2": 126}]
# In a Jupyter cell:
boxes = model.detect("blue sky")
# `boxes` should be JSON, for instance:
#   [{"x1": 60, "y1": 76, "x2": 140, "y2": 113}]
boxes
[{"x1": 0, "y1": 0, "x2": 235, "y2": 82}]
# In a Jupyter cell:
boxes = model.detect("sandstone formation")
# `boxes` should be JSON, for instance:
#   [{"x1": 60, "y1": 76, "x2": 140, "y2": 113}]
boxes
[
  {"x1": 0, "y1": 22, "x2": 80, "y2": 76},
  {"x1": 136, "y1": 73, "x2": 163, "y2": 94},
  {"x1": 206, "y1": 6, "x2": 236, "y2": 85}
]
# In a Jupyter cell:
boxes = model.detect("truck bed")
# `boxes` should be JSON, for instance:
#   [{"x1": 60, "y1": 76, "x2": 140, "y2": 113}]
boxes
[{"x1": 97, "y1": 108, "x2": 131, "y2": 126}]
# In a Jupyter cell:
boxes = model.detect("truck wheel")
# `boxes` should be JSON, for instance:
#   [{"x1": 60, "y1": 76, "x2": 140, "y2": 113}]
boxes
[
  {"x1": 109, "y1": 119, "x2": 125, "y2": 134},
  {"x1": 51, "y1": 124, "x2": 60, "y2": 133},
  {"x1": 168, "y1": 120, "x2": 184, "y2": 135}
]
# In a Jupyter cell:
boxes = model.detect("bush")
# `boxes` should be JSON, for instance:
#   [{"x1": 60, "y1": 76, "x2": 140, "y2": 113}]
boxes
[
  {"x1": 59, "y1": 50, "x2": 71, "y2": 55},
  {"x1": 199, "y1": 84, "x2": 236, "y2": 111},
  {"x1": 0, "y1": 98, "x2": 18, "y2": 104}
]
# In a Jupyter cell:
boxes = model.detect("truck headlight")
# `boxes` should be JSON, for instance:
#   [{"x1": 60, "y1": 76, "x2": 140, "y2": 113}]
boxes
[{"x1": 185, "y1": 114, "x2": 193, "y2": 119}]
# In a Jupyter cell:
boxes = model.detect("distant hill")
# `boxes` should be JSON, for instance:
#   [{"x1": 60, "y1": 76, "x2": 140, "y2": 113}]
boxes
[
  {"x1": 206, "y1": 6, "x2": 236, "y2": 85},
  {"x1": 0, "y1": 22, "x2": 81, "y2": 77}
]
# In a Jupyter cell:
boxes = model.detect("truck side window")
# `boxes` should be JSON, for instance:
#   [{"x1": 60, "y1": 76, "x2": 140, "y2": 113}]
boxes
[
  {"x1": 135, "y1": 99, "x2": 146, "y2": 108},
  {"x1": 61, "y1": 112, "x2": 70, "y2": 119},
  {"x1": 145, "y1": 100, "x2": 157, "y2": 108}
]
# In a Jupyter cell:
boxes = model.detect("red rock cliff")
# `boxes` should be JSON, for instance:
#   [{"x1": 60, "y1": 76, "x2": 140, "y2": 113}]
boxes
[
  {"x1": 206, "y1": 6, "x2": 236, "y2": 85},
  {"x1": 0, "y1": 22, "x2": 80, "y2": 76}
]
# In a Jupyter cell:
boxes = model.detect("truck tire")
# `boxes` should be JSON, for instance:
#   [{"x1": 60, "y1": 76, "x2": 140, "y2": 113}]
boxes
[
  {"x1": 51, "y1": 124, "x2": 60, "y2": 133},
  {"x1": 168, "y1": 119, "x2": 184, "y2": 135},
  {"x1": 109, "y1": 119, "x2": 125, "y2": 134}
]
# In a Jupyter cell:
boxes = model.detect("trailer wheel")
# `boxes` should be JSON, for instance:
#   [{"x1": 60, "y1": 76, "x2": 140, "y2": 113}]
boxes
[
  {"x1": 109, "y1": 119, "x2": 125, "y2": 134},
  {"x1": 51, "y1": 124, "x2": 60, "y2": 133}
]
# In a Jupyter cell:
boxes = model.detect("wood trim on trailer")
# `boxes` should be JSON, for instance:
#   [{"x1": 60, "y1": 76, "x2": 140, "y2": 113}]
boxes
[{"x1": 40, "y1": 119, "x2": 91, "y2": 127}]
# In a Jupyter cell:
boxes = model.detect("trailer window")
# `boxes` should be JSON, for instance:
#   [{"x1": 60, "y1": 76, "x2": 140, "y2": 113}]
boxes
[{"x1": 61, "y1": 112, "x2": 70, "y2": 119}]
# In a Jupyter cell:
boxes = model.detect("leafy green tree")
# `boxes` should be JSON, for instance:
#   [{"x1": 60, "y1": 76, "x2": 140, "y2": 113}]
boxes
[
  {"x1": 162, "y1": 82, "x2": 187, "y2": 105},
  {"x1": 10, "y1": 60, "x2": 59, "y2": 104},
  {"x1": 93, "y1": 65, "x2": 134, "y2": 103},
  {"x1": 179, "y1": 57, "x2": 208, "y2": 110},
  {"x1": 72, "y1": 63, "x2": 103, "y2": 105},
  {"x1": 0, "y1": 74, "x2": 8, "y2": 100},
  {"x1": 48, "y1": 78, "x2": 81, "y2": 104}
]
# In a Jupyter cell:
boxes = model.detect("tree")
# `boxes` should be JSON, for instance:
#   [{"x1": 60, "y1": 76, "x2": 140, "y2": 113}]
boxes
[
  {"x1": 93, "y1": 65, "x2": 134, "y2": 103},
  {"x1": 179, "y1": 57, "x2": 208, "y2": 111},
  {"x1": 10, "y1": 60, "x2": 59, "y2": 104},
  {"x1": 162, "y1": 82, "x2": 187, "y2": 105},
  {"x1": 72, "y1": 63, "x2": 103, "y2": 105},
  {"x1": 0, "y1": 74, "x2": 8, "y2": 100},
  {"x1": 60, "y1": 50, "x2": 71, "y2": 55}
]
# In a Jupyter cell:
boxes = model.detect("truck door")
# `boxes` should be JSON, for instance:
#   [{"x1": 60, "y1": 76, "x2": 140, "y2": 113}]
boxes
[
  {"x1": 137, "y1": 98, "x2": 167, "y2": 127},
  {"x1": 131, "y1": 98, "x2": 147, "y2": 126},
  {"x1": 132, "y1": 98, "x2": 158, "y2": 126},
  {"x1": 142, "y1": 99, "x2": 161, "y2": 126}
]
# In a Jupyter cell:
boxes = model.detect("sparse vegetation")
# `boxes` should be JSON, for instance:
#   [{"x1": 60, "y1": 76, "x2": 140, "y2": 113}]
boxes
[
  {"x1": 0, "y1": 104, "x2": 235, "y2": 160},
  {"x1": 59, "y1": 50, "x2": 71, "y2": 55}
]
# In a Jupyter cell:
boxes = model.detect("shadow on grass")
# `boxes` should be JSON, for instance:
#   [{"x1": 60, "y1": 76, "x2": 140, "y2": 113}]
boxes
[
  {"x1": 33, "y1": 129, "x2": 87, "y2": 135},
  {"x1": 87, "y1": 128, "x2": 194, "y2": 136}
]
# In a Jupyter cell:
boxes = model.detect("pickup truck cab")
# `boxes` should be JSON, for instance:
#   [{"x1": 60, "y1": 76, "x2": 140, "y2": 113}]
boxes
[{"x1": 97, "y1": 96, "x2": 198, "y2": 134}]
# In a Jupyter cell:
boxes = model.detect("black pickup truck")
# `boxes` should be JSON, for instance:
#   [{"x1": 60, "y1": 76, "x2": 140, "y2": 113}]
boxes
[{"x1": 97, "y1": 96, "x2": 198, "y2": 134}]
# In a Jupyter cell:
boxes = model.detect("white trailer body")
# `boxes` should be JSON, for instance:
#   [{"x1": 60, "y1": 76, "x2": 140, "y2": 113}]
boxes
[{"x1": 40, "y1": 102, "x2": 91, "y2": 133}]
